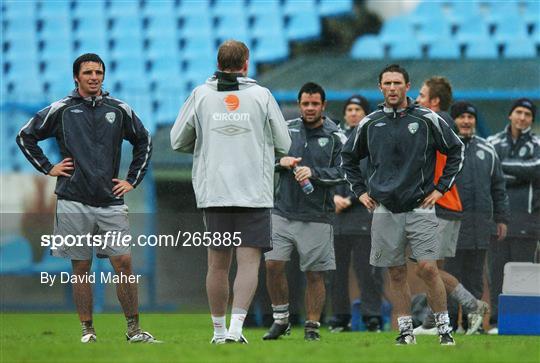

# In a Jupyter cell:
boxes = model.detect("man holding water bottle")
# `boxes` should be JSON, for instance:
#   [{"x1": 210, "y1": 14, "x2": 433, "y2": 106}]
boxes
[{"x1": 263, "y1": 82, "x2": 346, "y2": 342}]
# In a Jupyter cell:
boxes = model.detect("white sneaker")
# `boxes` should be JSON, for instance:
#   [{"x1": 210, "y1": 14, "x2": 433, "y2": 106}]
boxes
[
  {"x1": 81, "y1": 333, "x2": 97, "y2": 343},
  {"x1": 413, "y1": 325, "x2": 438, "y2": 335},
  {"x1": 487, "y1": 327, "x2": 498, "y2": 335},
  {"x1": 210, "y1": 335, "x2": 226, "y2": 344},
  {"x1": 126, "y1": 331, "x2": 162, "y2": 343},
  {"x1": 466, "y1": 300, "x2": 489, "y2": 335},
  {"x1": 225, "y1": 332, "x2": 248, "y2": 344}
]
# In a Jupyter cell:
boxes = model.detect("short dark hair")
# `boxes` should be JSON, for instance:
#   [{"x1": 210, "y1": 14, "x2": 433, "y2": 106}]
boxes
[
  {"x1": 378, "y1": 64, "x2": 409, "y2": 84},
  {"x1": 297, "y1": 82, "x2": 326, "y2": 103},
  {"x1": 73, "y1": 53, "x2": 105, "y2": 77},
  {"x1": 425, "y1": 76, "x2": 453, "y2": 111},
  {"x1": 217, "y1": 40, "x2": 249, "y2": 72}
]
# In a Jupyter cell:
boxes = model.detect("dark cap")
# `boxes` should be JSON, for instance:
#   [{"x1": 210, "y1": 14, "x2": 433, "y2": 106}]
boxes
[
  {"x1": 450, "y1": 101, "x2": 477, "y2": 119},
  {"x1": 509, "y1": 98, "x2": 536, "y2": 122},
  {"x1": 343, "y1": 95, "x2": 371, "y2": 115}
]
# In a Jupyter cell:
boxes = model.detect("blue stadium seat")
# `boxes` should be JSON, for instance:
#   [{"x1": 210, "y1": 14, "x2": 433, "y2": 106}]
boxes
[
  {"x1": 74, "y1": 17, "x2": 108, "y2": 38},
  {"x1": 212, "y1": 0, "x2": 245, "y2": 16},
  {"x1": 38, "y1": 0, "x2": 71, "y2": 17},
  {"x1": 110, "y1": 34, "x2": 145, "y2": 59},
  {"x1": 145, "y1": 16, "x2": 178, "y2": 40},
  {"x1": 3, "y1": 0, "x2": 37, "y2": 19},
  {"x1": 248, "y1": 1, "x2": 281, "y2": 17},
  {"x1": 286, "y1": 10, "x2": 321, "y2": 41},
  {"x1": 448, "y1": 1, "x2": 482, "y2": 26},
  {"x1": 284, "y1": 0, "x2": 315, "y2": 15},
  {"x1": 456, "y1": 21, "x2": 490, "y2": 45},
  {"x1": 494, "y1": 20, "x2": 529, "y2": 45},
  {"x1": 4, "y1": 18, "x2": 38, "y2": 42},
  {"x1": 417, "y1": 19, "x2": 452, "y2": 45},
  {"x1": 181, "y1": 35, "x2": 216, "y2": 61},
  {"x1": 39, "y1": 18, "x2": 72, "y2": 42},
  {"x1": 504, "y1": 38, "x2": 537, "y2": 58},
  {"x1": 409, "y1": 1, "x2": 445, "y2": 26},
  {"x1": 42, "y1": 54, "x2": 73, "y2": 78},
  {"x1": 388, "y1": 38, "x2": 423, "y2": 59},
  {"x1": 0, "y1": 236, "x2": 33, "y2": 274},
  {"x1": 465, "y1": 39, "x2": 499, "y2": 59},
  {"x1": 146, "y1": 36, "x2": 180, "y2": 60},
  {"x1": 154, "y1": 88, "x2": 186, "y2": 125},
  {"x1": 350, "y1": 35, "x2": 384, "y2": 59},
  {"x1": 179, "y1": 14, "x2": 213, "y2": 38},
  {"x1": 142, "y1": 0, "x2": 177, "y2": 18},
  {"x1": 531, "y1": 19, "x2": 540, "y2": 45},
  {"x1": 428, "y1": 38, "x2": 461, "y2": 59},
  {"x1": 252, "y1": 34, "x2": 289, "y2": 63},
  {"x1": 251, "y1": 13, "x2": 284, "y2": 39},
  {"x1": 110, "y1": 16, "x2": 143, "y2": 38},
  {"x1": 178, "y1": 0, "x2": 209, "y2": 17},
  {"x1": 486, "y1": 2, "x2": 520, "y2": 26},
  {"x1": 72, "y1": 1, "x2": 105, "y2": 19},
  {"x1": 215, "y1": 14, "x2": 250, "y2": 44},
  {"x1": 107, "y1": 0, "x2": 140, "y2": 18},
  {"x1": 524, "y1": 1, "x2": 540, "y2": 26},
  {"x1": 378, "y1": 17, "x2": 415, "y2": 45},
  {"x1": 150, "y1": 58, "x2": 182, "y2": 84},
  {"x1": 183, "y1": 58, "x2": 216, "y2": 85},
  {"x1": 319, "y1": 0, "x2": 352, "y2": 17},
  {"x1": 46, "y1": 77, "x2": 77, "y2": 100},
  {"x1": 74, "y1": 37, "x2": 108, "y2": 56}
]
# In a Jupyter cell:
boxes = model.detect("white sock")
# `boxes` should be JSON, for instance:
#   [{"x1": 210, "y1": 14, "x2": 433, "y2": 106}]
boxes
[
  {"x1": 228, "y1": 308, "x2": 247, "y2": 338},
  {"x1": 211, "y1": 315, "x2": 227, "y2": 337}
]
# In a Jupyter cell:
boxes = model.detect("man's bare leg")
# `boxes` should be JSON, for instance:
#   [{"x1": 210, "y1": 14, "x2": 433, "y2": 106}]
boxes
[
  {"x1": 109, "y1": 254, "x2": 141, "y2": 337},
  {"x1": 206, "y1": 248, "x2": 233, "y2": 340},
  {"x1": 263, "y1": 260, "x2": 291, "y2": 340},
  {"x1": 387, "y1": 265, "x2": 414, "y2": 337},
  {"x1": 305, "y1": 271, "x2": 325, "y2": 322},
  {"x1": 72, "y1": 260, "x2": 95, "y2": 339},
  {"x1": 228, "y1": 247, "x2": 261, "y2": 339}
]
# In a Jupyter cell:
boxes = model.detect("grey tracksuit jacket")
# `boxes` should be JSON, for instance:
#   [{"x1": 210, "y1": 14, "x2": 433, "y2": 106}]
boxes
[{"x1": 170, "y1": 72, "x2": 291, "y2": 208}]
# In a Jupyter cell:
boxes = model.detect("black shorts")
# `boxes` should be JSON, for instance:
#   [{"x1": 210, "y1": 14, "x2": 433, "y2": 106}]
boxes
[{"x1": 202, "y1": 207, "x2": 272, "y2": 251}]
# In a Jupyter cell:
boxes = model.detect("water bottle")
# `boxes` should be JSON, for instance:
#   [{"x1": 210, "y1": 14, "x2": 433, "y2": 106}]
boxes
[{"x1": 293, "y1": 166, "x2": 314, "y2": 194}]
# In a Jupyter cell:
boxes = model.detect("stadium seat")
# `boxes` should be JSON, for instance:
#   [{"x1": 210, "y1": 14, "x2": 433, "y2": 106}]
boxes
[
  {"x1": 378, "y1": 17, "x2": 415, "y2": 45},
  {"x1": 465, "y1": 39, "x2": 499, "y2": 59},
  {"x1": 251, "y1": 13, "x2": 284, "y2": 39},
  {"x1": 350, "y1": 35, "x2": 385, "y2": 59},
  {"x1": 215, "y1": 14, "x2": 250, "y2": 45},
  {"x1": 494, "y1": 20, "x2": 529, "y2": 45},
  {"x1": 212, "y1": 0, "x2": 245, "y2": 16},
  {"x1": 107, "y1": 0, "x2": 140, "y2": 18},
  {"x1": 39, "y1": 18, "x2": 72, "y2": 42},
  {"x1": 456, "y1": 21, "x2": 490, "y2": 45},
  {"x1": 252, "y1": 35, "x2": 289, "y2": 63},
  {"x1": 74, "y1": 37, "x2": 109, "y2": 57},
  {"x1": 179, "y1": 14, "x2": 213, "y2": 38},
  {"x1": 109, "y1": 16, "x2": 143, "y2": 38},
  {"x1": 38, "y1": 0, "x2": 71, "y2": 16},
  {"x1": 181, "y1": 36, "x2": 216, "y2": 61},
  {"x1": 486, "y1": 2, "x2": 520, "y2": 26},
  {"x1": 178, "y1": 0, "x2": 209, "y2": 17},
  {"x1": 72, "y1": 0, "x2": 105, "y2": 18},
  {"x1": 428, "y1": 38, "x2": 461, "y2": 59},
  {"x1": 447, "y1": 1, "x2": 482, "y2": 26},
  {"x1": 74, "y1": 17, "x2": 107, "y2": 38},
  {"x1": 4, "y1": 18, "x2": 38, "y2": 43},
  {"x1": 409, "y1": 1, "x2": 445, "y2": 26},
  {"x1": 146, "y1": 36, "x2": 181, "y2": 61},
  {"x1": 388, "y1": 38, "x2": 423, "y2": 59},
  {"x1": 286, "y1": 10, "x2": 321, "y2": 41},
  {"x1": 3, "y1": 1, "x2": 37, "y2": 19},
  {"x1": 524, "y1": 1, "x2": 540, "y2": 26},
  {"x1": 142, "y1": 0, "x2": 177, "y2": 18},
  {"x1": 283, "y1": 0, "x2": 316, "y2": 15},
  {"x1": 504, "y1": 38, "x2": 537, "y2": 58},
  {"x1": 149, "y1": 57, "x2": 182, "y2": 84},
  {"x1": 0, "y1": 236, "x2": 33, "y2": 274},
  {"x1": 417, "y1": 19, "x2": 452, "y2": 45},
  {"x1": 248, "y1": 1, "x2": 281, "y2": 17},
  {"x1": 145, "y1": 16, "x2": 179, "y2": 40},
  {"x1": 319, "y1": 0, "x2": 353, "y2": 17}
]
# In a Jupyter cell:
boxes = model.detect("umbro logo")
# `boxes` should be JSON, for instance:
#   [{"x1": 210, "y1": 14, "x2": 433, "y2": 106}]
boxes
[{"x1": 70, "y1": 109, "x2": 83, "y2": 113}]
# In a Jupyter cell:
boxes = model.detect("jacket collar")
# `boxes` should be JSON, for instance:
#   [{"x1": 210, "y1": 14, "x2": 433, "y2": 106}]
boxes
[
  {"x1": 70, "y1": 89, "x2": 109, "y2": 107},
  {"x1": 378, "y1": 97, "x2": 416, "y2": 118}
]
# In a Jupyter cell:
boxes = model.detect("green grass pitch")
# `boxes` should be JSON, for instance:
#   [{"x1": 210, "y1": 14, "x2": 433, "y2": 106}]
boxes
[{"x1": 1, "y1": 313, "x2": 539, "y2": 363}]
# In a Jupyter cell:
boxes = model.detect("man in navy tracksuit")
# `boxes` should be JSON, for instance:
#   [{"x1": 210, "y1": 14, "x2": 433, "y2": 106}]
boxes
[
  {"x1": 342, "y1": 64, "x2": 464, "y2": 345},
  {"x1": 444, "y1": 101, "x2": 510, "y2": 331},
  {"x1": 16, "y1": 53, "x2": 155, "y2": 343},
  {"x1": 486, "y1": 98, "x2": 539, "y2": 334},
  {"x1": 264, "y1": 82, "x2": 345, "y2": 341}
]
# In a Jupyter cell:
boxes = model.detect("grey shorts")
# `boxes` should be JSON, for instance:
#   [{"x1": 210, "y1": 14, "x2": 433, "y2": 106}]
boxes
[
  {"x1": 370, "y1": 204, "x2": 439, "y2": 267},
  {"x1": 264, "y1": 214, "x2": 336, "y2": 272},
  {"x1": 437, "y1": 218, "x2": 461, "y2": 258},
  {"x1": 52, "y1": 199, "x2": 131, "y2": 260}
]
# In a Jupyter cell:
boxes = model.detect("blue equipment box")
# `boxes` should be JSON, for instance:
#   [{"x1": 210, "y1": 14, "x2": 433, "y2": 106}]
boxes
[{"x1": 498, "y1": 295, "x2": 540, "y2": 335}]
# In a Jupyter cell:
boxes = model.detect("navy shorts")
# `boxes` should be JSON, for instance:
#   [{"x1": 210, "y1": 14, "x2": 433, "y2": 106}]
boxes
[{"x1": 202, "y1": 207, "x2": 272, "y2": 251}]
